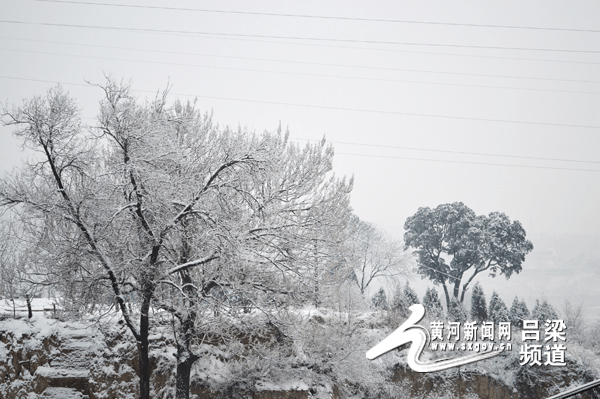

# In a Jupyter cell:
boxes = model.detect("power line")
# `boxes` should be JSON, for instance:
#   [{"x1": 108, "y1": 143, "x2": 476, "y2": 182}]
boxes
[
  {"x1": 1, "y1": 75, "x2": 597, "y2": 172},
  {"x1": 29, "y1": 0, "x2": 600, "y2": 34},
  {"x1": 1, "y1": 75, "x2": 599, "y2": 130},
  {"x1": 147, "y1": 93, "x2": 600, "y2": 130},
  {"x1": 144, "y1": 35, "x2": 600, "y2": 66},
  {"x1": 3, "y1": 36, "x2": 599, "y2": 85},
  {"x1": 292, "y1": 138, "x2": 600, "y2": 165},
  {"x1": 2, "y1": 19, "x2": 600, "y2": 54},
  {"x1": 334, "y1": 153, "x2": 600, "y2": 173},
  {"x1": 3, "y1": 33, "x2": 599, "y2": 68},
  {"x1": 3, "y1": 47, "x2": 598, "y2": 95}
]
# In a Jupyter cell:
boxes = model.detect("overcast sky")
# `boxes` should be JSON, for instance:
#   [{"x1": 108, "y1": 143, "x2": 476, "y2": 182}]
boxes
[{"x1": 1, "y1": 0, "x2": 599, "y2": 316}]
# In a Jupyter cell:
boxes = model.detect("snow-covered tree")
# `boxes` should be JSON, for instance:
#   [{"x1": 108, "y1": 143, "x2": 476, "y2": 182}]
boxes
[
  {"x1": 0, "y1": 217, "x2": 39, "y2": 318},
  {"x1": 404, "y1": 202, "x2": 533, "y2": 310},
  {"x1": 448, "y1": 297, "x2": 468, "y2": 322},
  {"x1": 1, "y1": 80, "x2": 353, "y2": 399},
  {"x1": 488, "y1": 291, "x2": 509, "y2": 323},
  {"x1": 531, "y1": 298, "x2": 558, "y2": 324},
  {"x1": 562, "y1": 299, "x2": 585, "y2": 344},
  {"x1": 402, "y1": 282, "x2": 420, "y2": 307},
  {"x1": 390, "y1": 284, "x2": 403, "y2": 315},
  {"x1": 390, "y1": 281, "x2": 420, "y2": 317},
  {"x1": 423, "y1": 286, "x2": 444, "y2": 319},
  {"x1": 470, "y1": 282, "x2": 488, "y2": 322},
  {"x1": 372, "y1": 287, "x2": 389, "y2": 310},
  {"x1": 346, "y1": 217, "x2": 411, "y2": 295},
  {"x1": 509, "y1": 296, "x2": 530, "y2": 328}
]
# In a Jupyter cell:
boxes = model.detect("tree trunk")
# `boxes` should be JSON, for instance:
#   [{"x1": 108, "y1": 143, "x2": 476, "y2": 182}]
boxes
[
  {"x1": 442, "y1": 284, "x2": 450, "y2": 311},
  {"x1": 138, "y1": 320, "x2": 150, "y2": 399},
  {"x1": 453, "y1": 278, "x2": 461, "y2": 303},
  {"x1": 26, "y1": 294, "x2": 32, "y2": 319},
  {"x1": 175, "y1": 347, "x2": 200, "y2": 399},
  {"x1": 175, "y1": 266, "x2": 200, "y2": 399},
  {"x1": 138, "y1": 285, "x2": 153, "y2": 399}
]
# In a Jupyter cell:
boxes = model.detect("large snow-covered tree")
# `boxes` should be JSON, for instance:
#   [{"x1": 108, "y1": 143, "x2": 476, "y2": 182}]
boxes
[
  {"x1": 404, "y1": 202, "x2": 533, "y2": 310},
  {"x1": 1, "y1": 80, "x2": 353, "y2": 399}
]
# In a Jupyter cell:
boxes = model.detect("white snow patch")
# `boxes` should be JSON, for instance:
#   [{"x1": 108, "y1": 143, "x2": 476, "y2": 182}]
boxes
[
  {"x1": 35, "y1": 367, "x2": 90, "y2": 378},
  {"x1": 39, "y1": 387, "x2": 85, "y2": 398}
]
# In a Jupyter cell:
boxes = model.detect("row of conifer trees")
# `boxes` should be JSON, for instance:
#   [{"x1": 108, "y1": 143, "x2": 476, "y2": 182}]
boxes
[{"x1": 371, "y1": 282, "x2": 559, "y2": 327}]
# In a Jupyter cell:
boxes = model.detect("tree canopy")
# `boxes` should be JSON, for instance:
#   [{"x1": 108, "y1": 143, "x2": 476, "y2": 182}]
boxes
[
  {"x1": 0, "y1": 81, "x2": 353, "y2": 399},
  {"x1": 345, "y1": 216, "x2": 411, "y2": 295},
  {"x1": 403, "y1": 202, "x2": 533, "y2": 310}
]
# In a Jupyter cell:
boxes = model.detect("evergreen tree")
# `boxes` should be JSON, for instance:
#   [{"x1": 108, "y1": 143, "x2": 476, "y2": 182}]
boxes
[
  {"x1": 448, "y1": 297, "x2": 468, "y2": 322},
  {"x1": 390, "y1": 284, "x2": 403, "y2": 312},
  {"x1": 423, "y1": 286, "x2": 444, "y2": 318},
  {"x1": 488, "y1": 291, "x2": 509, "y2": 323},
  {"x1": 389, "y1": 283, "x2": 409, "y2": 318},
  {"x1": 531, "y1": 298, "x2": 558, "y2": 324},
  {"x1": 403, "y1": 282, "x2": 420, "y2": 306},
  {"x1": 470, "y1": 282, "x2": 488, "y2": 322},
  {"x1": 509, "y1": 296, "x2": 530, "y2": 328},
  {"x1": 390, "y1": 282, "x2": 420, "y2": 316},
  {"x1": 372, "y1": 287, "x2": 389, "y2": 310},
  {"x1": 520, "y1": 299, "x2": 530, "y2": 317}
]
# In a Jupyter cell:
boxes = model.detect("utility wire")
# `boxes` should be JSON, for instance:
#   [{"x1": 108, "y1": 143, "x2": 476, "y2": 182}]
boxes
[
  {"x1": 3, "y1": 36, "x2": 599, "y2": 85},
  {"x1": 129, "y1": 35, "x2": 600, "y2": 66},
  {"x1": 334, "y1": 153, "x2": 600, "y2": 173},
  {"x1": 3, "y1": 32, "x2": 599, "y2": 68},
  {"x1": 291, "y1": 138, "x2": 600, "y2": 165},
  {"x1": 3, "y1": 47, "x2": 598, "y2": 95},
  {"x1": 1, "y1": 75, "x2": 599, "y2": 130},
  {"x1": 29, "y1": 0, "x2": 600, "y2": 34},
  {"x1": 1, "y1": 75, "x2": 597, "y2": 172},
  {"x1": 2, "y1": 20, "x2": 600, "y2": 54}
]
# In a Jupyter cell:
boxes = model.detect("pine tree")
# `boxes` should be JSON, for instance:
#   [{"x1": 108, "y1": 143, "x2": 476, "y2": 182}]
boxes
[
  {"x1": 403, "y1": 282, "x2": 420, "y2": 306},
  {"x1": 372, "y1": 287, "x2": 389, "y2": 310},
  {"x1": 470, "y1": 282, "x2": 488, "y2": 322},
  {"x1": 448, "y1": 297, "x2": 468, "y2": 322},
  {"x1": 532, "y1": 298, "x2": 558, "y2": 324},
  {"x1": 509, "y1": 296, "x2": 530, "y2": 328},
  {"x1": 520, "y1": 299, "x2": 530, "y2": 317},
  {"x1": 390, "y1": 284, "x2": 404, "y2": 313},
  {"x1": 423, "y1": 286, "x2": 444, "y2": 318},
  {"x1": 488, "y1": 291, "x2": 509, "y2": 323}
]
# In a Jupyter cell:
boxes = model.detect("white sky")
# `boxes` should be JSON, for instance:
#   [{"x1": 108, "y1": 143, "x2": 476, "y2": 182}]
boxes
[{"x1": 1, "y1": 0, "x2": 599, "y2": 317}]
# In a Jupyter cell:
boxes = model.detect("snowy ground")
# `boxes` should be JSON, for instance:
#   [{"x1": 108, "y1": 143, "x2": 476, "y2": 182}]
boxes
[{"x1": 1, "y1": 298, "x2": 60, "y2": 316}]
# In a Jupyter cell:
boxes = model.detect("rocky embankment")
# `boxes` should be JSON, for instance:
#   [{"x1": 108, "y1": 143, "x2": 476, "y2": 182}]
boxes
[
  {"x1": 392, "y1": 359, "x2": 600, "y2": 399},
  {"x1": 0, "y1": 316, "x2": 311, "y2": 399},
  {"x1": 2, "y1": 316, "x2": 599, "y2": 399}
]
